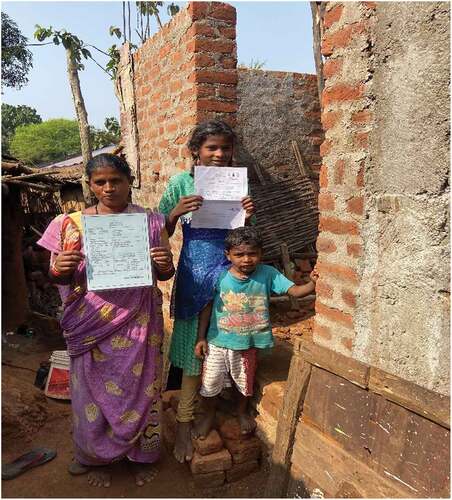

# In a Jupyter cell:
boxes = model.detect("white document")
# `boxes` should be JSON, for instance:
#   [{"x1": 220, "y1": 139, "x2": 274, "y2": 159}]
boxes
[
  {"x1": 82, "y1": 213, "x2": 153, "y2": 291},
  {"x1": 191, "y1": 166, "x2": 248, "y2": 229}
]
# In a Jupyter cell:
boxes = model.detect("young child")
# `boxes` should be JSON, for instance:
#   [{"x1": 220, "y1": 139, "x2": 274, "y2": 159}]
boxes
[
  {"x1": 194, "y1": 227, "x2": 317, "y2": 437},
  {"x1": 158, "y1": 120, "x2": 255, "y2": 462}
]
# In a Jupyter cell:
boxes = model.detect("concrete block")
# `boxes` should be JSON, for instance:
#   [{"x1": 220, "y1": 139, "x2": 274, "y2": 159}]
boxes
[
  {"x1": 224, "y1": 436, "x2": 261, "y2": 464},
  {"x1": 226, "y1": 460, "x2": 259, "y2": 483},
  {"x1": 190, "y1": 449, "x2": 232, "y2": 474},
  {"x1": 193, "y1": 429, "x2": 223, "y2": 456}
]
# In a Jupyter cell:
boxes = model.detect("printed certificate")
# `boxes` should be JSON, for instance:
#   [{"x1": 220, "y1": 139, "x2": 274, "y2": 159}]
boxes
[
  {"x1": 82, "y1": 213, "x2": 153, "y2": 291},
  {"x1": 191, "y1": 166, "x2": 248, "y2": 229}
]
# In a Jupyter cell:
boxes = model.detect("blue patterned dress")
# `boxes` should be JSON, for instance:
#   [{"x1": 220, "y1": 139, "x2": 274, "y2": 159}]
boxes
[{"x1": 159, "y1": 171, "x2": 229, "y2": 375}]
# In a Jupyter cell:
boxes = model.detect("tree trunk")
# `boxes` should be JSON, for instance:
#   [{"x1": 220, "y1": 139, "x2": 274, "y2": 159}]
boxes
[
  {"x1": 310, "y1": 2, "x2": 326, "y2": 108},
  {"x1": 65, "y1": 47, "x2": 93, "y2": 205}
]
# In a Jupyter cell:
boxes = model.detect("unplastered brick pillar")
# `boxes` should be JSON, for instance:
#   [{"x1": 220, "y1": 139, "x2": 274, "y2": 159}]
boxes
[
  {"x1": 314, "y1": 1, "x2": 375, "y2": 355},
  {"x1": 117, "y1": 1, "x2": 238, "y2": 339}
]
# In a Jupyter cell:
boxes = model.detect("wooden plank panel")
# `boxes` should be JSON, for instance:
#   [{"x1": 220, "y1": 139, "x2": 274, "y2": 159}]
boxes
[
  {"x1": 369, "y1": 366, "x2": 450, "y2": 429},
  {"x1": 296, "y1": 338, "x2": 370, "y2": 388},
  {"x1": 368, "y1": 394, "x2": 450, "y2": 498},
  {"x1": 303, "y1": 366, "x2": 374, "y2": 464},
  {"x1": 291, "y1": 422, "x2": 412, "y2": 498},
  {"x1": 264, "y1": 353, "x2": 311, "y2": 498}
]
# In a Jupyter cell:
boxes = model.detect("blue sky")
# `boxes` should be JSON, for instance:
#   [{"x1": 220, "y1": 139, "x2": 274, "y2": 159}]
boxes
[{"x1": 2, "y1": 1, "x2": 315, "y2": 128}]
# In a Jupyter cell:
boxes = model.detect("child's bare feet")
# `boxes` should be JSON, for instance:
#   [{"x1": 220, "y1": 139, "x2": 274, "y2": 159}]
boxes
[
  {"x1": 192, "y1": 408, "x2": 216, "y2": 440},
  {"x1": 128, "y1": 462, "x2": 158, "y2": 486},
  {"x1": 87, "y1": 466, "x2": 111, "y2": 487},
  {"x1": 173, "y1": 421, "x2": 194, "y2": 463},
  {"x1": 238, "y1": 414, "x2": 256, "y2": 435}
]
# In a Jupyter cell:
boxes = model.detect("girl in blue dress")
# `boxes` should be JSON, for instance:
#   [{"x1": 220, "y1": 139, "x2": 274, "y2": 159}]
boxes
[{"x1": 158, "y1": 120, "x2": 255, "y2": 462}]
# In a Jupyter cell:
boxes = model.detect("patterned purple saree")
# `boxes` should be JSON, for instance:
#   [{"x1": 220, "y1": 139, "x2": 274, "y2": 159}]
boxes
[{"x1": 38, "y1": 205, "x2": 165, "y2": 465}]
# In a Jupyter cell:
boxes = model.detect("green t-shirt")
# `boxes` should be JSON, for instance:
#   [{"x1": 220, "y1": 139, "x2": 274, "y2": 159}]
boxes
[{"x1": 207, "y1": 264, "x2": 294, "y2": 350}]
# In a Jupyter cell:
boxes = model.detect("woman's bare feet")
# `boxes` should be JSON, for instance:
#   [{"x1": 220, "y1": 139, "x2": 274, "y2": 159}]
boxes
[
  {"x1": 238, "y1": 413, "x2": 256, "y2": 435},
  {"x1": 173, "y1": 421, "x2": 194, "y2": 463},
  {"x1": 192, "y1": 406, "x2": 216, "y2": 440},
  {"x1": 128, "y1": 462, "x2": 158, "y2": 487},
  {"x1": 68, "y1": 460, "x2": 89, "y2": 475},
  {"x1": 87, "y1": 467, "x2": 111, "y2": 487}
]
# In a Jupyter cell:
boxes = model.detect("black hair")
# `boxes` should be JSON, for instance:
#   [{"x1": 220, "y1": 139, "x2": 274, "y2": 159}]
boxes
[
  {"x1": 188, "y1": 120, "x2": 236, "y2": 162},
  {"x1": 225, "y1": 227, "x2": 263, "y2": 251},
  {"x1": 85, "y1": 153, "x2": 132, "y2": 181}
]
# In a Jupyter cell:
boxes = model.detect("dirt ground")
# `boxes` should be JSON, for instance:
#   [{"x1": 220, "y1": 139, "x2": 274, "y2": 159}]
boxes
[{"x1": 1, "y1": 314, "x2": 279, "y2": 499}]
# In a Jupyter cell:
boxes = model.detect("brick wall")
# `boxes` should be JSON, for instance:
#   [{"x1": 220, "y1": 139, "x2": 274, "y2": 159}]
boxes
[
  {"x1": 313, "y1": 1, "x2": 374, "y2": 355},
  {"x1": 236, "y1": 69, "x2": 322, "y2": 184},
  {"x1": 314, "y1": 1, "x2": 450, "y2": 394}
]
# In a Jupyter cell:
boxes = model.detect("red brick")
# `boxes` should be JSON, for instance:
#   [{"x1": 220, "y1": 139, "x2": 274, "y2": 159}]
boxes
[
  {"x1": 188, "y1": 1, "x2": 209, "y2": 20},
  {"x1": 193, "y1": 470, "x2": 225, "y2": 488},
  {"x1": 319, "y1": 164, "x2": 328, "y2": 188},
  {"x1": 196, "y1": 99, "x2": 238, "y2": 113},
  {"x1": 352, "y1": 109, "x2": 372, "y2": 124},
  {"x1": 194, "y1": 53, "x2": 215, "y2": 68},
  {"x1": 316, "y1": 279, "x2": 334, "y2": 299},
  {"x1": 323, "y1": 58, "x2": 343, "y2": 79},
  {"x1": 322, "y1": 83, "x2": 364, "y2": 107},
  {"x1": 305, "y1": 111, "x2": 322, "y2": 120},
  {"x1": 226, "y1": 460, "x2": 259, "y2": 483},
  {"x1": 220, "y1": 56, "x2": 237, "y2": 70},
  {"x1": 354, "y1": 131, "x2": 369, "y2": 149},
  {"x1": 320, "y1": 139, "x2": 333, "y2": 157},
  {"x1": 347, "y1": 196, "x2": 364, "y2": 215},
  {"x1": 341, "y1": 337, "x2": 354, "y2": 351},
  {"x1": 342, "y1": 289, "x2": 356, "y2": 308},
  {"x1": 190, "y1": 449, "x2": 232, "y2": 474},
  {"x1": 318, "y1": 192, "x2": 335, "y2": 211},
  {"x1": 316, "y1": 237, "x2": 337, "y2": 254},
  {"x1": 224, "y1": 437, "x2": 261, "y2": 464},
  {"x1": 188, "y1": 22, "x2": 216, "y2": 38},
  {"x1": 219, "y1": 26, "x2": 236, "y2": 40},
  {"x1": 315, "y1": 301, "x2": 354, "y2": 329},
  {"x1": 313, "y1": 321, "x2": 332, "y2": 341},
  {"x1": 197, "y1": 84, "x2": 216, "y2": 98},
  {"x1": 356, "y1": 164, "x2": 365, "y2": 187},
  {"x1": 321, "y1": 22, "x2": 368, "y2": 56},
  {"x1": 170, "y1": 80, "x2": 183, "y2": 93},
  {"x1": 316, "y1": 260, "x2": 359, "y2": 284},
  {"x1": 321, "y1": 110, "x2": 341, "y2": 131},
  {"x1": 324, "y1": 4, "x2": 344, "y2": 29},
  {"x1": 193, "y1": 430, "x2": 224, "y2": 456},
  {"x1": 194, "y1": 38, "x2": 235, "y2": 54},
  {"x1": 217, "y1": 86, "x2": 237, "y2": 100},
  {"x1": 190, "y1": 70, "x2": 238, "y2": 85},
  {"x1": 319, "y1": 216, "x2": 359, "y2": 235},
  {"x1": 347, "y1": 243, "x2": 363, "y2": 258},
  {"x1": 210, "y1": 4, "x2": 236, "y2": 23},
  {"x1": 218, "y1": 418, "x2": 253, "y2": 441},
  {"x1": 334, "y1": 159, "x2": 345, "y2": 185},
  {"x1": 159, "y1": 45, "x2": 171, "y2": 59}
]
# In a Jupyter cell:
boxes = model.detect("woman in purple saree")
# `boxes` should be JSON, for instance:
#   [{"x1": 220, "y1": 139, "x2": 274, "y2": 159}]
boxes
[{"x1": 38, "y1": 154, "x2": 174, "y2": 488}]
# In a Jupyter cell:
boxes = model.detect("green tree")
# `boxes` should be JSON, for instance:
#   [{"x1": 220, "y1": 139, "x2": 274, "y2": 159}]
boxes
[
  {"x1": 10, "y1": 119, "x2": 81, "y2": 165},
  {"x1": 1, "y1": 12, "x2": 33, "y2": 90},
  {"x1": 1, "y1": 103, "x2": 42, "y2": 154},
  {"x1": 89, "y1": 117, "x2": 121, "y2": 149}
]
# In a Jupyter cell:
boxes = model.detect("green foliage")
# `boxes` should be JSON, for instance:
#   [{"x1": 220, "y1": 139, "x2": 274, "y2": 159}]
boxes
[
  {"x1": 238, "y1": 58, "x2": 267, "y2": 70},
  {"x1": 2, "y1": 103, "x2": 42, "y2": 154},
  {"x1": 1, "y1": 12, "x2": 33, "y2": 90},
  {"x1": 34, "y1": 26, "x2": 92, "y2": 70},
  {"x1": 10, "y1": 119, "x2": 81, "y2": 165},
  {"x1": 89, "y1": 117, "x2": 120, "y2": 149}
]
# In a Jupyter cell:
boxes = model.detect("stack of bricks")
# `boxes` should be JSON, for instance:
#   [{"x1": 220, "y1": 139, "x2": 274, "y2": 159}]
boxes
[
  {"x1": 314, "y1": 1, "x2": 375, "y2": 355},
  {"x1": 191, "y1": 417, "x2": 262, "y2": 488},
  {"x1": 162, "y1": 392, "x2": 262, "y2": 488}
]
